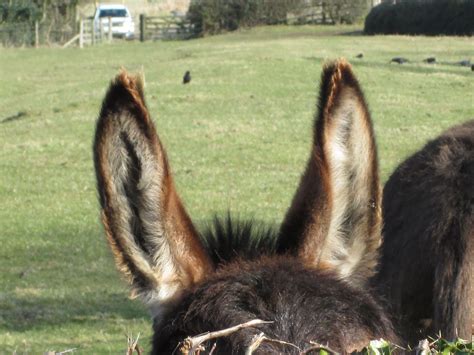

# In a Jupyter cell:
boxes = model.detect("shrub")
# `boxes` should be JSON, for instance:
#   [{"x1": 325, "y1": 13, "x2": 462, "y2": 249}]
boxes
[
  {"x1": 187, "y1": 0, "x2": 307, "y2": 36},
  {"x1": 324, "y1": 0, "x2": 370, "y2": 25},
  {"x1": 0, "y1": 1, "x2": 41, "y2": 46},
  {"x1": 0, "y1": 1, "x2": 41, "y2": 24},
  {"x1": 0, "y1": 0, "x2": 79, "y2": 46},
  {"x1": 364, "y1": 0, "x2": 474, "y2": 36}
]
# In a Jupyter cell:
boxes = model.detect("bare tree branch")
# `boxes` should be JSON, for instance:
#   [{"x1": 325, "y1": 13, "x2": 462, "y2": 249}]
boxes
[
  {"x1": 126, "y1": 333, "x2": 142, "y2": 355},
  {"x1": 178, "y1": 319, "x2": 273, "y2": 355},
  {"x1": 301, "y1": 341, "x2": 340, "y2": 355},
  {"x1": 245, "y1": 332, "x2": 302, "y2": 354}
]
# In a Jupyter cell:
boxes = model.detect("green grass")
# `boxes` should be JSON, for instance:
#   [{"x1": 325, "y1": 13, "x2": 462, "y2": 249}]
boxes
[{"x1": 0, "y1": 25, "x2": 473, "y2": 353}]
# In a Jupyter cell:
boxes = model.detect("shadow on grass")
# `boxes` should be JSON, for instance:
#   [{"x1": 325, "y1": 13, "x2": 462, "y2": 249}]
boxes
[
  {"x1": 0, "y1": 290, "x2": 148, "y2": 332},
  {"x1": 339, "y1": 30, "x2": 365, "y2": 36},
  {"x1": 353, "y1": 60, "x2": 473, "y2": 77},
  {"x1": 0, "y1": 223, "x2": 149, "y2": 333}
]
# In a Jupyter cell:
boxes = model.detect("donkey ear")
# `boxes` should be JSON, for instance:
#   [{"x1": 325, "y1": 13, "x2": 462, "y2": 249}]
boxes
[
  {"x1": 94, "y1": 71, "x2": 213, "y2": 321},
  {"x1": 279, "y1": 60, "x2": 381, "y2": 287}
]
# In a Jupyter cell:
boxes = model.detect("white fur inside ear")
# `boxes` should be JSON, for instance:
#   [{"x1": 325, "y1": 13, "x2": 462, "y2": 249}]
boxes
[
  {"x1": 320, "y1": 88, "x2": 377, "y2": 284},
  {"x1": 104, "y1": 112, "x2": 183, "y2": 308},
  {"x1": 143, "y1": 282, "x2": 182, "y2": 327}
]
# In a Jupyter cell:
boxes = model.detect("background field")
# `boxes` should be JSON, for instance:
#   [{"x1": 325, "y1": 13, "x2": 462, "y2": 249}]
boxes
[{"x1": 0, "y1": 26, "x2": 473, "y2": 353}]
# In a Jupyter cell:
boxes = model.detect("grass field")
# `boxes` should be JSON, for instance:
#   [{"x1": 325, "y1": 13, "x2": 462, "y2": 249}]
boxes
[{"x1": 0, "y1": 25, "x2": 473, "y2": 353}]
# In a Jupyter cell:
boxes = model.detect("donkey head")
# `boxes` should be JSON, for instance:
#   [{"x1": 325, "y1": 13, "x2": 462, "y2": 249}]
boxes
[{"x1": 93, "y1": 60, "x2": 396, "y2": 353}]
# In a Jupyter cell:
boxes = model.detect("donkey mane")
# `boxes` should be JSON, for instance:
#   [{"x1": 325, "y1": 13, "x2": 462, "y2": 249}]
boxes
[{"x1": 199, "y1": 215, "x2": 278, "y2": 266}]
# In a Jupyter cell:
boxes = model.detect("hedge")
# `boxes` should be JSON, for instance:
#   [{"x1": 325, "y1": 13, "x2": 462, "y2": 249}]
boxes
[{"x1": 364, "y1": 0, "x2": 474, "y2": 36}]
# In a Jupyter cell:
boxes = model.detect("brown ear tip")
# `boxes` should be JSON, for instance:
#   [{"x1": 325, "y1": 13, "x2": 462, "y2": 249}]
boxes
[
  {"x1": 320, "y1": 59, "x2": 362, "y2": 104},
  {"x1": 324, "y1": 58, "x2": 351, "y2": 69},
  {"x1": 98, "y1": 69, "x2": 147, "y2": 118},
  {"x1": 323, "y1": 59, "x2": 355, "y2": 81},
  {"x1": 116, "y1": 69, "x2": 133, "y2": 87},
  {"x1": 114, "y1": 68, "x2": 145, "y2": 93}
]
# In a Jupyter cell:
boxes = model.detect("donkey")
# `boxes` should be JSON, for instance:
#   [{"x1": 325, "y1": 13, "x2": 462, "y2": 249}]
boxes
[
  {"x1": 93, "y1": 60, "x2": 398, "y2": 353},
  {"x1": 375, "y1": 120, "x2": 474, "y2": 345}
]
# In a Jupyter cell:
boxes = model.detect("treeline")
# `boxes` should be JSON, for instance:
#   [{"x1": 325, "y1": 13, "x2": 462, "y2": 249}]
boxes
[
  {"x1": 0, "y1": 0, "x2": 79, "y2": 46},
  {"x1": 365, "y1": 0, "x2": 474, "y2": 36},
  {"x1": 187, "y1": 0, "x2": 370, "y2": 36}
]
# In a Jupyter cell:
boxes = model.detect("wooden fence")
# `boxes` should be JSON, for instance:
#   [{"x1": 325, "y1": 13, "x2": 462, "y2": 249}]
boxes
[
  {"x1": 63, "y1": 15, "x2": 192, "y2": 48},
  {"x1": 136, "y1": 10, "x2": 332, "y2": 42},
  {"x1": 139, "y1": 15, "x2": 195, "y2": 41},
  {"x1": 285, "y1": 6, "x2": 331, "y2": 25},
  {"x1": 0, "y1": 20, "x2": 75, "y2": 47},
  {"x1": 62, "y1": 17, "x2": 113, "y2": 48},
  {"x1": 69, "y1": 10, "x2": 329, "y2": 46}
]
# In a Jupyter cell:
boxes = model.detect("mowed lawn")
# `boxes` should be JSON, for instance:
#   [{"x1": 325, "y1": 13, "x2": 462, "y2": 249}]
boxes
[{"x1": 0, "y1": 25, "x2": 472, "y2": 353}]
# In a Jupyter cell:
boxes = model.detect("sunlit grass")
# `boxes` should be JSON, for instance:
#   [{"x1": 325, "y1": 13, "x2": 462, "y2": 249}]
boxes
[{"x1": 0, "y1": 25, "x2": 472, "y2": 353}]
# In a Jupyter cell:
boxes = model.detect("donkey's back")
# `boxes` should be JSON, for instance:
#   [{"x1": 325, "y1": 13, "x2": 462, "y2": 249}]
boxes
[{"x1": 377, "y1": 120, "x2": 474, "y2": 344}]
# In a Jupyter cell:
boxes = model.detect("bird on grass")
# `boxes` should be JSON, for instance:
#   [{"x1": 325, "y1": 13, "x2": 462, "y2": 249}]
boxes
[
  {"x1": 356, "y1": 53, "x2": 364, "y2": 59},
  {"x1": 183, "y1": 71, "x2": 191, "y2": 84},
  {"x1": 390, "y1": 57, "x2": 409, "y2": 64},
  {"x1": 423, "y1": 57, "x2": 436, "y2": 64}
]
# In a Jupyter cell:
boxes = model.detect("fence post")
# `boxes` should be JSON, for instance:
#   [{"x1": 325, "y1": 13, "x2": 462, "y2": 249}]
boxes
[
  {"x1": 92, "y1": 19, "x2": 96, "y2": 45},
  {"x1": 322, "y1": 2, "x2": 327, "y2": 24},
  {"x1": 35, "y1": 21, "x2": 39, "y2": 48},
  {"x1": 79, "y1": 19, "x2": 84, "y2": 48},
  {"x1": 100, "y1": 20, "x2": 104, "y2": 42},
  {"x1": 108, "y1": 17, "x2": 112, "y2": 42},
  {"x1": 140, "y1": 14, "x2": 145, "y2": 42}
]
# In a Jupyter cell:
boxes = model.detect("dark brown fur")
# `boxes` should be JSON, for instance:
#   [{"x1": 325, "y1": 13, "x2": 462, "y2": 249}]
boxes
[
  {"x1": 375, "y1": 120, "x2": 474, "y2": 344},
  {"x1": 154, "y1": 257, "x2": 394, "y2": 354},
  {"x1": 94, "y1": 61, "x2": 400, "y2": 354}
]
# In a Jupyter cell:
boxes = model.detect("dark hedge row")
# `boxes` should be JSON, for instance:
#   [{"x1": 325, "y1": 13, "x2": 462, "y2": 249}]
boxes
[
  {"x1": 187, "y1": 0, "x2": 370, "y2": 36},
  {"x1": 187, "y1": 0, "x2": 306, "y2": 36},
  {"x1": 364, "y1": 0, "x2": 474, "y2": 36}
]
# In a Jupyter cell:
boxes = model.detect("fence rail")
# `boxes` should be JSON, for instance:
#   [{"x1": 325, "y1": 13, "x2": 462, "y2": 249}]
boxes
[
  {"x1": 64, "y1": 18, "x2": 114, "y2": 48},
  {"x1": 139, "y1": 15, "x2": 195, "y2": 41},
  {"x1": 0, "y1": 17, "x2": 116, "y2": 48},
  {"x1": 286, "y1": 6, "x2": 332, "y2": 25},
  {"x1": 0, "y1": 21, "x2": 75, "y2": 47}
]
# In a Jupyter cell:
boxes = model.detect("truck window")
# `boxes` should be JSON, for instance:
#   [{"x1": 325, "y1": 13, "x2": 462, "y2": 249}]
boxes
[{"x1": 99, "y1": 9, "x2": 127, "y2": 18}]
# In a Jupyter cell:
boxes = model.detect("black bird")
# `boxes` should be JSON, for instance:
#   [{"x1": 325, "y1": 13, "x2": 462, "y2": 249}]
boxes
[
  {"x1": 183, "y1": 71, "x2": 191, "y2": 84},
  {"x1": 356, "y1": 53, "x2": 364, "y2": 59},
  {"x1": 391, "y1": 57, "x2": 409, "y2": 64},
  {"x1": 423, "y1": 57, "x2": 436, "y2": 64},
  {"x1": 471, "y1": 64, "x2": 474, "y2": 72},
  {"x1": 458, "y1": 59, "x2": 471, "y2": 67}
]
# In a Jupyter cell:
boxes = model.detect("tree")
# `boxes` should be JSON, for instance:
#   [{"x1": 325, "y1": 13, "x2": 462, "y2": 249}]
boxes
[
  {"x1": 323, "y1": 0, "x2": 370, "y2": 24},
  {"x1": 0, "y1": 0, "x2": 89, "y2": 45}
]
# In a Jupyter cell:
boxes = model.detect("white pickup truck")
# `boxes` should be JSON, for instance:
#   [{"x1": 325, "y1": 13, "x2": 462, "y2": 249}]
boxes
[{"x1": 93, "y1": 4, "x2": 135, "y2": 39}]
